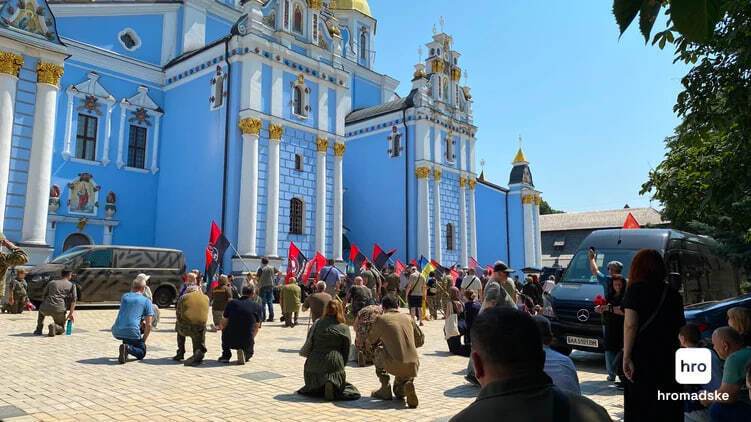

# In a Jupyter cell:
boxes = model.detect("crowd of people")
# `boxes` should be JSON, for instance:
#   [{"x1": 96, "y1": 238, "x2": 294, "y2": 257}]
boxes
[{"x1": 3, "y1": 241, "x2": 751, "y2": 422}]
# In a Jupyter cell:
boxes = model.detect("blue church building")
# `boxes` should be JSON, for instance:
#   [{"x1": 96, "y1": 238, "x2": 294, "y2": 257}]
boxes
[{"x1": 0, "y1": 0, "x2": 542, "y2": 272}]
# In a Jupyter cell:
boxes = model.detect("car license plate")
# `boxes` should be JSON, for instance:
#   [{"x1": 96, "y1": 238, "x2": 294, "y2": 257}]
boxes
[{"x1": 566, "y1": 336, "x2": 598, "y2": 348}]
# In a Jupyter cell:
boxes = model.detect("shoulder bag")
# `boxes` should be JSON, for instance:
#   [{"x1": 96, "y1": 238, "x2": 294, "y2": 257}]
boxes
[
  {"x1": 444, "y1": 301, "x2": 461, "y2": 340},
  {"x1": 615, "y1": 283, "x2": 669, "y2": 377}
]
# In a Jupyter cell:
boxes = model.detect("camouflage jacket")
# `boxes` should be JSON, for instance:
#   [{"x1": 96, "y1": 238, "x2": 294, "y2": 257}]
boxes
[{"x1": 1, "y1": 248, "x2": 28, "y2": 285}]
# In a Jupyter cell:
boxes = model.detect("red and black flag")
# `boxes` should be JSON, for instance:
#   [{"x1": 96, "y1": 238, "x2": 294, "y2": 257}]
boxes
[
  {"x1": 349, "y1": 244, "x2": 368, "y2": 272},
  {"x1": 372, "y1": 244, "x2": 396, "y2": 271},
  {"x1": 394, "y1": 260, "x2": 406, "y2": 276},
  {"x1": 286, "y1": 242, "x2": 308, "y2": 282},
  {"x1": 205, "y1": 220, "x2": 230, "y2": 282},
  {"x1": 302, "y1": 251, "x2": 327, "y2": 285},
  {"x1": 430, "y1": 259, "x2": 450, "y2": 278}
]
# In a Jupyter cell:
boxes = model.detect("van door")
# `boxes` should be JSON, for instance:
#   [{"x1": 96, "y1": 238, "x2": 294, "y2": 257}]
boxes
[{"x1": 77, "y1": 249, "x2": 115, "y2": 302}]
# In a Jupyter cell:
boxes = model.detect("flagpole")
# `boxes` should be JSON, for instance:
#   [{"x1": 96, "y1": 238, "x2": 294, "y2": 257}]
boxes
[{"x1": 226, "y1": 241, "x2": 252, "y2": 274}]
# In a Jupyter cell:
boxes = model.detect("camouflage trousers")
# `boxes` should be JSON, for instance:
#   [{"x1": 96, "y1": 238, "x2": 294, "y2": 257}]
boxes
[
  {"x1": 176, "y1": 322, "x2": 207, "y2": 355},
  {"x1": 36, "y1": 309, "x2": 66, "y2": 335}
]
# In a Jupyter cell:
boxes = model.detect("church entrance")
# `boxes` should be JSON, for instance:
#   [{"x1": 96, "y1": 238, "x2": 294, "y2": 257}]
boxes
[{"x1": 63, "y1": 233, "x2": 91, "y2": 251}]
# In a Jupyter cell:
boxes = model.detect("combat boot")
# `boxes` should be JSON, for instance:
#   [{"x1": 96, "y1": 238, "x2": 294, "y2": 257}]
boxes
[
  {"x1": 404, "y1": 380, "x2": 418, "y2": 408},
  {"x1": 371, "y1": 376, "x2": 393, "y2": 400}
]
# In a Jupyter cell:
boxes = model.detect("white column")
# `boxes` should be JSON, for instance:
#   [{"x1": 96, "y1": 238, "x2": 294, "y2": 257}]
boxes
[
  {"x1": 264, "y1": 123, "x2": 283, "y2": 257},
  {"x1": 241, "y1": 58, "x2": 263, "y2": 111},
  {"x1": 116, "y1": 102, "x2": 127, "y2": 168},
  {"x1": 432, "y1": 124, "x2": 442, "y2": 162},
  {"x1": 432, "y1": 168, "x2": 442, "y2": 263},
  {"x1": 318, "y1": 87, "x2": 328, "y2": 131},
  {"x1": 335, "y1": 87, "x2": 349, "y2": 137},
  {"x1": 416, "y1": 167, "x2": 430, "y2": 259},
  {"x1": 22, "y1": 62, "x2": 63, "y2": 245},
  {"x1": 270, "y1": 65, "x2": 283, "y2": 118},
  {"x1": 458, "y1": 177, "x2": 468, "y2": 267},
  {"x1": 468, "y1": 137, "x2": 476, "y2": 174},
  {"x1": 103, "y1": 225, "x2": 113, "y2": 245},
  {"x1": 62, "y1": 90, "x2": 74, "y2": 159},
  {"x1": 315, "y1": 137, "x2": 327, "y2": 255},
  {"x1": 533, "y1": 196, "x2": 543, "y2": 268},
  {"x1": 237, "y1": 118, "x2": 261, "y2": 256},
  {"x1": 468, "y1": 179, "x2": 478, "y2": 260},
  {"x1": 415, "y1": 122, "x2": 430, "y2": 161},
  {"x1": 0, "y1": 52, "x2": 23, "y2": 233},
  {"x1": 101, "y1": 102, "x2": 114, "y2": 165},
  {"x1": 150, "y1": 114, "x2": 161, "y2": 173},
  {"x1": 332, "y1": 142, "x2": 344, "y2": 260},
  {"x1": 523, "y1": 193, "x2": 535, "y2": 268},
  {"x1": 459, "y1": 135, "x2": 468, "y2": 171}
]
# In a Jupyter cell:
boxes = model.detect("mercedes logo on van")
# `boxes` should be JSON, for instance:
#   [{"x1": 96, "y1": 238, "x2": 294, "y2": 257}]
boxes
[{"x1": 577, "y1": 309, "x2": 590, "y2": 322}]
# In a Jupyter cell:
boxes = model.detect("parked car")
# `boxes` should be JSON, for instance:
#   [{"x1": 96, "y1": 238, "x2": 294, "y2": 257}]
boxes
[
  {"x1": 684, "y1": 293, "x2": 751, "y2": 343},
  {"x1": 27, "y1": 245, "x2": 186, "y2": 308},
  {"x1": 543, "y1": 228, "x2": 742, "y2": 354}
]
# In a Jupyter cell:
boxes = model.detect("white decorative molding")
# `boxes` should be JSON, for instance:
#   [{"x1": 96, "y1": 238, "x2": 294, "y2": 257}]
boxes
[
  {"x1": 61, "y1": 38, "x2": 164, "y2": 85},
  {"x1": 116, "y1": 86, "x2": 163, "y2": 172},
  {"x1": 117, "y1": 28, "x2": 142, "y2": 52},
  {"x1": 63, "y1": 72, "x2": 116, "y2": 163}
]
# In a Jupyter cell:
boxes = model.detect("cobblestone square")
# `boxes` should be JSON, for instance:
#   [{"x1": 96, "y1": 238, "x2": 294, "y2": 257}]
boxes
[{"x1": 0, "y1": 306, "x2": 623, "y2": 421}]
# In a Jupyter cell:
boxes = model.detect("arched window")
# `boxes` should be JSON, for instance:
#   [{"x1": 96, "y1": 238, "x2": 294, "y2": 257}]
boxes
[
  {"x1": 446, "y1": 224, "x2": 454, "y2": 251},
  {"x1": 63, "y1": 233, "x2": 91, "y2": 252},
  {"x1": 283, "y1": 0, "x2": 290, "y2": 29},
  {"x1": 290, "y1": 198, "x2": 304, "y2": 234},
  {"x1": 293, "y1": 5, "x2": 303, "y2": 34},
  {"x1": 443, "y1": 79, "x2": 449, "y2": 101},
  {"x1": 293, "y1": 86, "x2": 304, "y2": 116},
  {"x1": 294, "y1": 153, "x2": 303, "y2": 171},
  {"x1": 437, "y1": 77, "x2": 442, "y2": 99},
  {"x1": 359, "y1": 31, "x2": 368, "y2": 61}
]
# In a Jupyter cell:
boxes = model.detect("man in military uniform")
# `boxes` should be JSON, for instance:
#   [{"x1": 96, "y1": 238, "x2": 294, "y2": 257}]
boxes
[
  {"x1": 173, "y1": 273, "x2": 209, "y2": 366},
  {"x1": 6, "y1": 268, "x2": 29, "y2": 314},
  {"x1": 360, "y1": 262, "x2": 380, "y2": 301},
  {"x1": 383, "y1": 265, "x2": 401, "y2": 298},
  {"x1": 0, "y1": 238, "x2": 28, "y2": 310},
  {"x1": 439, "y1": 272, "x2": 453, "y2": 319}
]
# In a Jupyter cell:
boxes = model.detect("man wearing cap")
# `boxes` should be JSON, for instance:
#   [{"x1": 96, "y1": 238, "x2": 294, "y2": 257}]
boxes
[
  {"x1": 533, "y1": 315, "x2": 581, "y2": 395},
  {"x1": 588, "y1": 248, "x2": 623, "y2": 298},
  {"x1": 112, "y1": 274, "x2": 155, "y2": 363},
  {"x1": 35, "y1": 269, "x2": 77, "y2": 337},
  {"x1": 482, "y1": 262, "x2": 517, "y2": 310},
  {"x1": 5, "y1": 268, "x2": 29, "y2": 314},
  {"x1": 0, "y1": 238, "x2": 28, "y2": 308}
]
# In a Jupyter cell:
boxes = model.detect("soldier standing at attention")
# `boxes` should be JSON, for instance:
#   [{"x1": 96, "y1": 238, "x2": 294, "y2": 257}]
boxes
[
  {"x1": 6, "y1": 268, "x2": 29, "y2": 314},
  {"x1": 0, "y1": 237, "x2": 28, "y2": 309}
]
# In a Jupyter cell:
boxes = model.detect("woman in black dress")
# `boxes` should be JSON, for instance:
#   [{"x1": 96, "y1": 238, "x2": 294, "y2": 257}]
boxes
[
  {"x1": 595, "y1": 274, "x2": 625, "y2": 384},
  {"x1": 622, "y1": 249, "x2": 685, "y2": 422}
]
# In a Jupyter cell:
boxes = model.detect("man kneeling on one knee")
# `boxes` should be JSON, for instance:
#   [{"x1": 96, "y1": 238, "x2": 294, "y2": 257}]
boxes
[
  {"x1": 112, "y1": 274, "x2": 155, "y2": 363},
  {"x1": 367, "y1": 294, "x2": 424, "y2": 408}
]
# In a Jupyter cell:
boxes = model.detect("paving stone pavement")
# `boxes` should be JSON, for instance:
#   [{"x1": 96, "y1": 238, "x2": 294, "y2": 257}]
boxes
[{"x1": 0, "y1": 306, "x2": 623, "y2": 421}]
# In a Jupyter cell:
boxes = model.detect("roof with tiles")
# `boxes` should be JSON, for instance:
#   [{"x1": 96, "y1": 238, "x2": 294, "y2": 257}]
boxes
[{"x1": 540, "y1": 207, "x2": 667, "y2": 232}]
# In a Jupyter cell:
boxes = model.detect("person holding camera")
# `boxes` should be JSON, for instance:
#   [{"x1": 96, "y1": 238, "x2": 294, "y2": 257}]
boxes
[{"x1": 588, "y1": 247, "x2": 623, "y2": 297}]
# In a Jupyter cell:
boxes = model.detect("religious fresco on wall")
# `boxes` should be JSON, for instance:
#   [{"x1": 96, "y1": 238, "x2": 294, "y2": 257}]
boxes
[
  {"x1": 67, "y1": 173, "x2": 101, "y2": 217},
  {"x1": 0, "y1": 0, "x2": 62, "y2": 43}
]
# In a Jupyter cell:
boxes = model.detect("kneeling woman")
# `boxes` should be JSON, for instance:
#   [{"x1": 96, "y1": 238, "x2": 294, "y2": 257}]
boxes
[{"x1": 298, "y1": 300, "x2": 361, "y2": 401}]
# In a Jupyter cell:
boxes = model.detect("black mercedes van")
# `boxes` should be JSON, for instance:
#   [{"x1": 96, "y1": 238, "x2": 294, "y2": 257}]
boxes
[{"x1": 543, "y1": 228, "x2": 739, "y2": 354}]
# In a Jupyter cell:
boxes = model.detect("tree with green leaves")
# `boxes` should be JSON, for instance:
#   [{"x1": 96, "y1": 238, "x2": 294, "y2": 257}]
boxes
[
  {"x1": 617, "y1": 0, "x2": 751, "y2": 274},
  {"x1": 540, "y1": 200, "x2": 564, "y2": 215}
]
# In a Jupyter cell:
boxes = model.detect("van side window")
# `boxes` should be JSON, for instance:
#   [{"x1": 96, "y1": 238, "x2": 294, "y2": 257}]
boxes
[
  {"x1": 680, "y1": 251, "x2": 708, "y2": 303},
  {"x1": 85, "y1": 249, "x2": 113, "y2": 268}
]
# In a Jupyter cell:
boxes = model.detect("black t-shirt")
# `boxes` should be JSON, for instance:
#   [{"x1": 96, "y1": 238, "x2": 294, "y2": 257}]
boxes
[
  {"x1": 427, "y1": 277, "x2": 437, "y2": 296},
  {"x1": 622, "y1": 282, "x2": 685, "y2": 384},
  {"x1": 222, "y1": 297, "x2": 262, "y2": 350}
]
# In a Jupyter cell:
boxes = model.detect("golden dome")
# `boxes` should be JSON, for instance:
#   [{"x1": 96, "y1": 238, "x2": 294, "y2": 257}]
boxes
[
  {"x1": 330, "y1": 0, "x2": 373, "y2": 18},
  {"x1": 512, "y1": 148, "x2": 527, "y2": 164}
]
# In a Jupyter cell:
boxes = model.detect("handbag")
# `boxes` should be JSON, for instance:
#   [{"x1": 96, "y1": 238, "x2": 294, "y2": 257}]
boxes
[
  {"x1": 614, "y1": 283, "x2": 669, "y2": 377},
  {"x1": 444, "y1": 302, "x2": 461, "y2": 340}
]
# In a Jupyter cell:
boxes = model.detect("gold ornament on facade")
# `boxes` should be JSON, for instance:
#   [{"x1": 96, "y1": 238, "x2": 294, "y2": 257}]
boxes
[
  {"x1": 522, "y1": 193, "x2": 542, "y2": 205},
  {"x1": 413, "y1": 67, "x2": 426, "y2": 80},
  {"x1": 468, "y1": 179, "x2": 476, "y2": 190},
  {"x1": 433, "y1": 168, "x2": 442, "y2": 181},
  {"x1": 296, "y1": 73, "x2": 305, "y2": 85},
  {"x1": 36, "y1": 62, "x2": 64, "y2": 87},
  {"x1": 308, "y1": 0, "x2": 322, "y2": 10},
  {"x1": 0, "y1": 52, "x2": 24, "y2": 77},
  {"x1": 415, "y1": 167, "x2": 430, "y2": 179},
  {"x1": 316, "y1": 137, "x2": 329, "y2": 152},
  {"x1": 238, "y1": 118, "x2": 262, "y2": 135},
  {"x1": 432, "y1": 59, "x2": 445, "y2": 74},
  {"x1": 459, "y1": 176, "x2": 467, "y2": 187},
  {"x1": 333, "y1": 142, "x2": 346, "y2": 157},
  {"x1": 269, "y1": 123, "x2": 284, "y2": 141},
  {"x1": 451, "y1": 67, "x2": 461, "y2": 81}
]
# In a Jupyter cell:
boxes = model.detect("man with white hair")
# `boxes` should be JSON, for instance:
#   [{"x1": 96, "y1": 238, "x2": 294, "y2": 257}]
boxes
[
  {"x1": 302, "y1": 280, "x2": 332, "y2": 323},
  {"x1": 588, "y1": 248, "x2": 623, "y2": 296},
  {"x1": 112, "y1": 274, "x2": 155, "y2": 363}
]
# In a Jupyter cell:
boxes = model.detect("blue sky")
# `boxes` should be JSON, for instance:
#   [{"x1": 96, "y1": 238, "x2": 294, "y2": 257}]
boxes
[{"x1": 369, "y1": 0, "x2": 688, "y2": 212}]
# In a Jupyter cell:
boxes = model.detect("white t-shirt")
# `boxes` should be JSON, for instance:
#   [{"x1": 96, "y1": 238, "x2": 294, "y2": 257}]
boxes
[{"x1": 461, "y1": 275, "x2": 481, "y2": 294}]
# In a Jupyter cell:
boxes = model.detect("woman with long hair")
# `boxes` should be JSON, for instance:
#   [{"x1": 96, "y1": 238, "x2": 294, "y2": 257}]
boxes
[
  {"x1": 727, "y1": 307, "x2": 751, "y2": 346},
  {"x1": 622, "y1": 249, "x2": 685, "y2": 421},
  {"x1": 445, "y1": 287, "x2": 469, "y2": 356},
  {"x1": 298, "y1": 300, "x2": 360, "y2": 401}
]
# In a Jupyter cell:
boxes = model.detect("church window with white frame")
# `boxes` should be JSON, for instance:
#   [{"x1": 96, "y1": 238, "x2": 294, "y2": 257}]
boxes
[
  {"x1": 388, "y1": 125, "x2": 401, "y2": 158},
  {"x1": 291, "y1": 74, "x2": 309, "y2": 118},
  {"x1": 210, "y1": 66, "x2": 225, "y2": 110},
  {"x1": 445, "y1": 133, "x2": 454, "y2": 162},
  {"x1": 118, "y1": 28, "x2": 141, "y2": 52},
  {"x1": 127, "y1": 125, "x2": 148, "y2": 169},
  {"x1": 75, "y1": 114, "x2": 98, "y2": 161},
  {"x1": 284, "y1": 0, "x2": 290, "y2": 30},
  {"x1": 290, "y1": 198, "x2": 304, "y2": 234},
  {"x1": 359, "y1": 29, "x2": 368, "y2": 61},
  {"x1": 446, "y1": 223, "x2": 455, "y2": 250}
]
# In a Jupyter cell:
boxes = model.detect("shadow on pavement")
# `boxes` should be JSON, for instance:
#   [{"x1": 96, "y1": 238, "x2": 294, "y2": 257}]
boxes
[
  {"x1": 580, "y1": 380, "x2": 623, "y2": 396},
  {"x1": 423, "y1": 351, "x2": 453, "y2": 357},
  {"x1": 274, "y1": 393, "x2": 321, "y2": 403},
  {"x1": 6, "y1": 332, "x2": 40, "y2": 337},
  {"x1": 77, "y1": 357, "x2": 120, "y2": 365},
  {"x1": 277, "y1": 348, "x2": 300, "y2": 354},
  {"x1": 443, "y1": 384, "x2": 479, "y2": 398},
  {"x1": 333, "y1": 396, "x2": 410, "y2": 410}
]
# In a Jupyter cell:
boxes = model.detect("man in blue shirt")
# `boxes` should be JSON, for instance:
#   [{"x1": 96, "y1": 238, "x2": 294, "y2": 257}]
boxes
[
  {"x1": 587, "y1": 248, "x2": 623, "y2": 297},
  {"x1": 533, "y1": 315, "x2": 581, "y2": 395},
  {"x1": 318, "y1": 259, "x2": 344, "y2": 298},
  {"x1": 112, "y1": 274, "x2": 155, "y2": 363}
]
